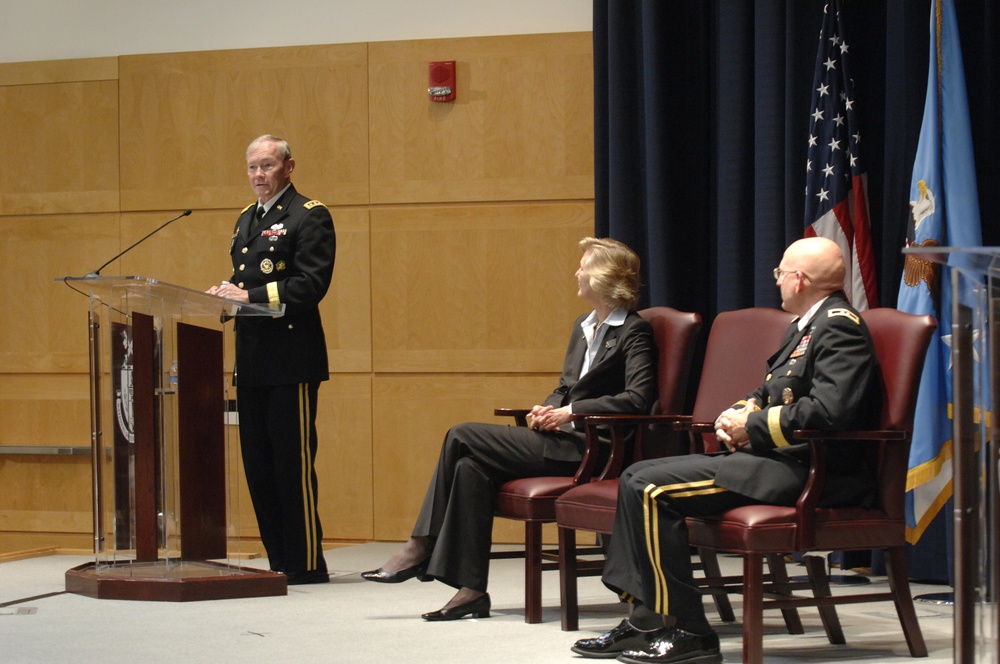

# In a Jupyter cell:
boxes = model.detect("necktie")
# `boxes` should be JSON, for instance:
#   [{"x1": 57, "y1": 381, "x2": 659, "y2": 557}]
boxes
[{"x1": 250, "y1": 205, "x2": 265, "y2": 234}]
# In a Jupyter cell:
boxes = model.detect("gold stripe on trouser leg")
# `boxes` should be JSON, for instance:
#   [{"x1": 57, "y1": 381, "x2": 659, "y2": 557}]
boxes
[
  {"x1": 642, "y1": 479, "x2": 729, "y2": 614},
  {"x1": 643, "y1": 484, "x2": 668, "y2": 614},
  {"x1": 298, "y1": 384, "x2": 318, "y2": 570}
]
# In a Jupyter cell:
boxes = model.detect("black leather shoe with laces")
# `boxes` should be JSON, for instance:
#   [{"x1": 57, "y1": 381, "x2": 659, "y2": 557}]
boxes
[
  {"x1": 570, "y1": 619, "x2": 669, "y2": 659},
  {"x1": 617, "y1": 627, "x2": 722, "y2": 664}
]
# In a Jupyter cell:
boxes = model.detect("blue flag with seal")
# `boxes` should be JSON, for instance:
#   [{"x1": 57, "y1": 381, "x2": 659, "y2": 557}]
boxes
[{"x1": 897, "y1": 0, "x2": 983, "y2": 544}]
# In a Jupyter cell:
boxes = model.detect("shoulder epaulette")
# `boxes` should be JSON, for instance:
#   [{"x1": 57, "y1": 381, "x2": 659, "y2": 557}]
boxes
[
  {"x1": 303, "y1": 200, "x2": 326, "y2": 210},
  {"x1": 828, "y1": 308, "x2": 860, "y2": 325},
  {"x1": 240, "y1": 203, "x2": 254, "y2": 214}
]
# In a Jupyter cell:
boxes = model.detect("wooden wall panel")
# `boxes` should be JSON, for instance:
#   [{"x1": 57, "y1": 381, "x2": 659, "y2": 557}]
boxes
[
  {"x1": 0, "y1": 57, "x2": 117, "y2": 87},
  {"x1": 0, "y1": 456, "x2": 92, "y2": 554},
  {"x1": 314, "y1": 374, "x2": 374, "y2": 540},
  {"x1": 0, "y1": 77, "x2": 119, "y2": 216},
  {"x1": 371, "y1": 203, "x2": 593, "y2": 372},
  {"x1": 118, "y1": 44, "x2": 370, "y2": 212},
  {"x1": 1, "y1": 213, "x2": 119, "y2": 374},
  {"x1": 118, "y1": 209, "x2": 234, "y2": 287},
  {"x1": 371, "y1": 374, "x2": 559, "y2": 541},
  {"x1": 321, "y1": 209, "x2": 372, "y2": 373},
  {"x1": 369, "y1": 32, "x2": 593, "y2": 204},
  {"x1": 0, "y1": 375, "x2": 90, "y2": 447},
  {"x1": 228, "y1": 374, "x2": 374, "y2": 542}
]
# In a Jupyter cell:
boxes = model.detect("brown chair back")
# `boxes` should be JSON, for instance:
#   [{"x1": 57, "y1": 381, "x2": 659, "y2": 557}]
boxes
[
  {"x1": 691, "y1": 308, "x2": 793, "y2": 453},
  {"x1": 639, "y1": 306, "x2": 703, "y2": 416},
  {"x1": 862, "y1": 307, "x2": 937, "y2": 431},
  {"x1": 861, "y1": 308, "x2": 936, "y2": 520}
]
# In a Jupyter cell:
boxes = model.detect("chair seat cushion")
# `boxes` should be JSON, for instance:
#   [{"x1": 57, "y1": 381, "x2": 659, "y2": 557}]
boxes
[
  {"x1": 554, "y1": 480, "x2": 620, "y2": 534},
  {"x1": 687, "y1": 504, "x2": 903, "y2": 552},
  {"x1": 496, "y1": 476, "x2": 578, "y2": 521}
]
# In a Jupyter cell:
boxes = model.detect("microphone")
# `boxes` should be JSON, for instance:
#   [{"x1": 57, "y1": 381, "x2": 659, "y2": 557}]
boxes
[{"x1": 86, "y1": 210, "x2": 193, "y2": 277}]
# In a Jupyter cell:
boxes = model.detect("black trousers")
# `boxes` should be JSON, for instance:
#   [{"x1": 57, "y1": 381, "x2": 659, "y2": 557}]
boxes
[
  {"x1": 601, "y1": 454, "x2": 760, "y2": 633},
  {"x1": 413, "y1": 422, "x2": 582, "y2": 592},
  {"x1": 237, "y1": 382, "x2": 325, "y2": 574}
]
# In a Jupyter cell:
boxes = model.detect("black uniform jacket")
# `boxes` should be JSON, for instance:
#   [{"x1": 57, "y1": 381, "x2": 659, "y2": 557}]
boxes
[
  {"x1": 540, "y1": 310, "x2": 658, "y2": 462},
  {"x1": 713, "y1": 291, "x2": 881, "y2": 507},
  {"x1": 229, "y1": 184, "x2": 336, "y2": 387}
]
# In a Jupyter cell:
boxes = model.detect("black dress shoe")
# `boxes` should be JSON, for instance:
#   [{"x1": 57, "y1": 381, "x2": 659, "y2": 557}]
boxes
[
  {"x1": 421, "y1": 593, "x2": 491, "y2": 621},
  {"x1": 284, "y1": 569, "x2": 330, "y2": 585},
  {"x1": 570, "y1": 619, "x2": 669, "y2": 659},
  {"x1": 360, "y1": 560, "x2": 432, "y2": 583},
  {"x1": 617, "y1": 627, "x2": 721, "y2": 664}
]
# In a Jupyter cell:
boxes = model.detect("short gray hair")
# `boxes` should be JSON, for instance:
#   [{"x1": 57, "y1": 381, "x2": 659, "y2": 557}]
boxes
[{"x1": 247, "y1": 134, "x2": 291, "y2": 160}]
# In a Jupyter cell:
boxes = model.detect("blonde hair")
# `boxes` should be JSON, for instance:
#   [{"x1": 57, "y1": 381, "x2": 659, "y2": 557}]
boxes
[{"x1": 579, "y1": 237, "x2": 642, "y2": 310}]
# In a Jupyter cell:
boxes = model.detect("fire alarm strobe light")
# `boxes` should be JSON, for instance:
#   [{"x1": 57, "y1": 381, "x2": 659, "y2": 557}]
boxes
[{"x1": 428, "y1": 61, "x2": 456, "y2": 102}]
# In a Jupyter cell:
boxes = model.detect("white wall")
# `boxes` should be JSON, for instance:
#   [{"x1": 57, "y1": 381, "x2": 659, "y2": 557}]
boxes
[{"x1": 0, "y1": 0, "x2": 592, "y2": 64}]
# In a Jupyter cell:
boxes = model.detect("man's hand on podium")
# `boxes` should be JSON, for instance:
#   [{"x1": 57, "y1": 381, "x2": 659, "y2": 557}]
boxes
[{"x1": 207, "y1": 281, "x2": 250, "y2": 303}]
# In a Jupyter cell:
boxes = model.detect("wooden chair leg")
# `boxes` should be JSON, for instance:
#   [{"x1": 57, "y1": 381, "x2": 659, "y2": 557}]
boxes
[
  {"x1": 803, "y1": 554, "x2": 845, "y2": 645},
  {"x1": 886, "y1": 546, "x2": 929, "y2": 657},
  {"x1": 742, "y1": 552, "x2": 765, "y2": 664},
  {"x1": 524, "y1": 521, "x2": 543, "y2": 623},
  {"x1": 765, "y1": 553, "x2": 804, "y2": 634},
  {"x1": 697, "y1": 548, "x2": 735, "y2": 622},
  {"x1": 559, "y1": 526, "x2": 579, "y2": 631}
]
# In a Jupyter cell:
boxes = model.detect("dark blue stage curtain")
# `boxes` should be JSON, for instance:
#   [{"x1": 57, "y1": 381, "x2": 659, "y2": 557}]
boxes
[
  {"x1": 593, "y1": 0, "x2": 998, "y2": 316},
  {"x1": 593, "y1": 0, "x2": 999, "y2": 584}
]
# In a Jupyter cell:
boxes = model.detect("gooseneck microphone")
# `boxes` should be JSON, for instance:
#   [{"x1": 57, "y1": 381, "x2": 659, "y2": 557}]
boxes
[{"x1": 86, "y1": 209, "x2": 193, "y2": 277}]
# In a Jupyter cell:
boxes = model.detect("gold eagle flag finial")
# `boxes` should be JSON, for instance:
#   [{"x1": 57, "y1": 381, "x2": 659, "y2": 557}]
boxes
[{"x1": 903, "y1": 180, "x2": 939, "y2": 290}]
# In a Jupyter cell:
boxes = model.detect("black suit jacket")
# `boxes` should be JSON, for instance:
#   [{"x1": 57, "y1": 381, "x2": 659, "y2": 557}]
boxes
[
  {"x1": 540, "y1": 310, "x2": 658, "y2": 461},
  {"x1": 713, "y1": 292, "x2": 880, "y2": 506},
  {"x1": 229, "y1": 184, "x2": 336, "y2": 387}
]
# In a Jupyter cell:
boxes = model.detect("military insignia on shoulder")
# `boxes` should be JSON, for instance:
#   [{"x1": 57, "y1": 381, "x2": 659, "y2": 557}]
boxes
[
  {"x1": 828, "y1": 308, "x2": 860, "y2": 325},
  {"x1": 240, "y1": 203, "x2": 254, "y2": 214},
  {"x1": 304, "y1": 200, "x2": 326, "y2": 210}
]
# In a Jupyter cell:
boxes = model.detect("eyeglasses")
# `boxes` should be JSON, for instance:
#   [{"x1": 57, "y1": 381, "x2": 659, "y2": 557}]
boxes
[{"x1": 772, "y1": 267, "x2": 811, "y2": 281}]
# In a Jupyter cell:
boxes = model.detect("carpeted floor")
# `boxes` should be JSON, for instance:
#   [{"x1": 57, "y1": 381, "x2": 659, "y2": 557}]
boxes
[{"x1": 0, "y1": 542, "x2": 956, "y2": 663}]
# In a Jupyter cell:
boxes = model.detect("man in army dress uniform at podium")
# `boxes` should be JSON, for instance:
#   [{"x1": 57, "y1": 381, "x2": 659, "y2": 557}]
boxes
[{"x1": 208, "y1": 134, "x2": 336, "y2": 585}]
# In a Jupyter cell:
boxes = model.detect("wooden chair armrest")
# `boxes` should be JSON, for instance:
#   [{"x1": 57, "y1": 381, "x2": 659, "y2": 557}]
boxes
[
  {"x1": 789, "y1": 429, "x2": 909, "y2": 550},
  {"x1": 495, "y1": 408, "x2": 531, "y2": 428},
  {"x1": 683, "y1": 421, "x2": 714, "y2": 433},
  {"x1": 580, "y1": 414, "x2": 689, "y2": 427},
  {"x1": 578, "y1": 414, "x2": 688, "y2": 482}
]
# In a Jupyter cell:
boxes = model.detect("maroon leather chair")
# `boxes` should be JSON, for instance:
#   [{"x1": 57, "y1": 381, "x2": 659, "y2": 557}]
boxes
[
  {"x1": 687, "y1": 307, "x2": 935, "y2": 663},
  {"x1": 555, "y1": 307, "x2": 793, "y2": 630},
  {"x1": 494, "y1": 307, "x2": 702, "y2": 623}
]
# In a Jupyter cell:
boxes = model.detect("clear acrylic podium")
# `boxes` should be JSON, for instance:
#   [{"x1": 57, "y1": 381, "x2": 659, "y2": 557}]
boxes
[
  {"x1": 60, "y1": 276, "x2": 288, "y2": 601},
  {"x1": 903, "y1": 247, "x2": 999, "y2": 663}
]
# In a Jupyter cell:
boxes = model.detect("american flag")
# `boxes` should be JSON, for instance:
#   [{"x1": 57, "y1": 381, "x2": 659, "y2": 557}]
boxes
[{"x1": 804, "y1": 0, "x2": 878, "y2": 309}]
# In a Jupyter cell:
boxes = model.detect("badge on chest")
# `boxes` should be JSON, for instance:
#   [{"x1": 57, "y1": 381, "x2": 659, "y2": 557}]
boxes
[{"x1": 790, "y1": 334, "x2": 811, "y2": 359}]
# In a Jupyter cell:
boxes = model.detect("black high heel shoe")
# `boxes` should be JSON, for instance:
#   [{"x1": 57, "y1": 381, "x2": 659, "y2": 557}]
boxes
[
  {"x1": 421, "y1": 593, "x2": 491, "y2": 621},
  {"x1": 360, "y1": 559, "x2": 432, "y2": 583}
]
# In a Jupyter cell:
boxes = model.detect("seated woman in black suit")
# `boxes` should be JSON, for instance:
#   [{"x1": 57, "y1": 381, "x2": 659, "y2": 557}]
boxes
[{"x1": 362, "y1": 237, "x2": 658, "y2": 621}]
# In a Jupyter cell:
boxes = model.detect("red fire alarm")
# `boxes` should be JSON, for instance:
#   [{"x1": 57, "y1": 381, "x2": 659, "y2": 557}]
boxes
[{"x1": 428, "y1": 61, "x2": 456, "y2": 102}]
